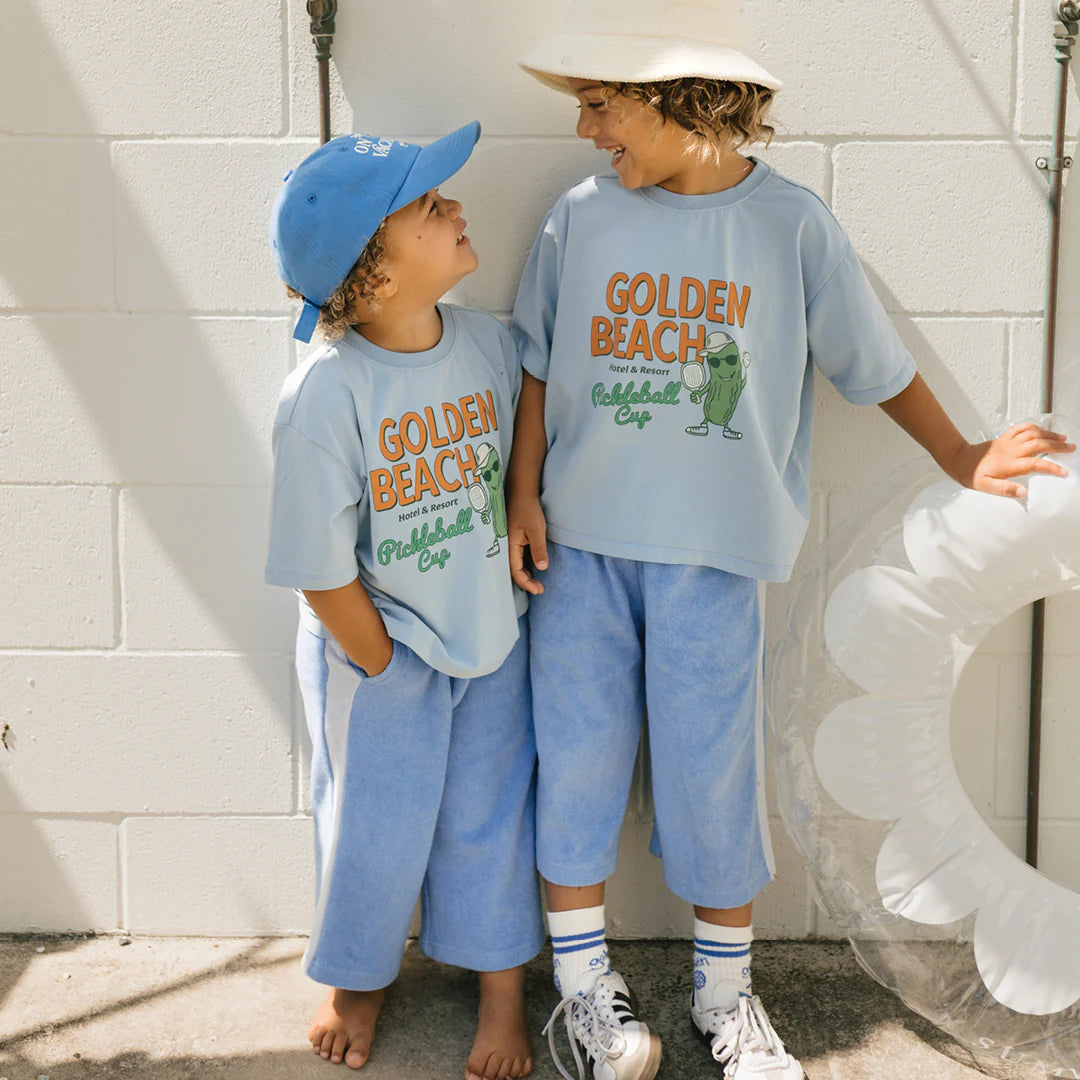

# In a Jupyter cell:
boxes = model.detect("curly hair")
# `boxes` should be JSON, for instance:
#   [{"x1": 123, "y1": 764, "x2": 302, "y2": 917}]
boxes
[
  {"x1": 599, "y1": 77, "x2": 775, "y2": 154},
  {"x1": 286, "y1": 220, "x2": 390, "y2": 343}
]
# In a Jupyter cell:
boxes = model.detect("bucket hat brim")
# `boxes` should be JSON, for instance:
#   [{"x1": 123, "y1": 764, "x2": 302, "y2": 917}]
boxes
[{"x1": 520, "y1": 34, "x2": 781, "y2": 93}]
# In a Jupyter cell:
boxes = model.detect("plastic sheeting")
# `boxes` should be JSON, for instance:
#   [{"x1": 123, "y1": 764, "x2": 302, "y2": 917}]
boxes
[{"x1": 771, "y1": 435, "x2": 1080, "y2": 1072}]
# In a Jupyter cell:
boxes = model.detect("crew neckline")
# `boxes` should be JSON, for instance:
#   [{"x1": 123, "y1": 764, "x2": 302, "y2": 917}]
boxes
[
  {"x1": 342, "y1": 303, "x2": 457, "y2": 368},
  {"x1": 637, "y1": 157, "x2": 770, "y2": 211}
]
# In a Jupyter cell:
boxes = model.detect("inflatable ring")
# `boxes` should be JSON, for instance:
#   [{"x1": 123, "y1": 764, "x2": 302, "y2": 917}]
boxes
[{"x1": 771, "y1": 435, "x2": 1080, "y2": 1071}]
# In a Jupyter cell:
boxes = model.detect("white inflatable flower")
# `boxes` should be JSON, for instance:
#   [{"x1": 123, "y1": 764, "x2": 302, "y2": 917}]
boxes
[{"x1": 814, "y1": 449, "x2": 1080, "y2": 1016}]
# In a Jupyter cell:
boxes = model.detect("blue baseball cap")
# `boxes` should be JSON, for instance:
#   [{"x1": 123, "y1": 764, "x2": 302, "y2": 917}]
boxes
[{"x1": 270, "y1": 121, "x2": 481, "y2": 342}]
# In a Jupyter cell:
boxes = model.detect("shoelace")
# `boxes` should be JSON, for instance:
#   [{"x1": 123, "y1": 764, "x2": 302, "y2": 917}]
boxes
[
  {"x1": 707, "y1": 995, "x2": 791, "y2": 1073},
  {"x1": 542, "y1": 979, "x2": 628, "y2": 1080}
]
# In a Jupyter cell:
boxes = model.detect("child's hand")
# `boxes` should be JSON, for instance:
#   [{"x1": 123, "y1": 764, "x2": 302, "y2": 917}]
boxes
[
  {"x1": 508, "y1": 496, "x2": 548, "y2": 595},
  {"x1": 945, "y1": 422, "x2": 1074, "y2": 499},
  {"x1": 352, "y1": 634, "x2": 393, "y2": 677}
]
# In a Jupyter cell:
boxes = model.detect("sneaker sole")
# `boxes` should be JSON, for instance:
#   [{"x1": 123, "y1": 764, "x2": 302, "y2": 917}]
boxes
[
  {"x1": 630, "y1": 1032, "x2": 663, "y2": 1080},
  {"x1": 689, "y1": 1019, "x2": 806, "y2": 1079}
]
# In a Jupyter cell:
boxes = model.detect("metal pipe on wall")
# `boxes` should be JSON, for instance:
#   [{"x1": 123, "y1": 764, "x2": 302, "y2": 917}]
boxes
[
  {"x1": 1027, "y1": 0, "x2": 1077, "y2": 868},
  {"x1": 306, "y1": 0, "x2": 338, "y2": 145}
]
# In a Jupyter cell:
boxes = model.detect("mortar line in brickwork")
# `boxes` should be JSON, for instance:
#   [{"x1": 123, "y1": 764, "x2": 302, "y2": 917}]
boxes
[
  {"x1": 0, "y1": 812, "x2": 310, "y2": 824},
  {"x1": 997, "y1": 315, "x2": 1011, "y2": 422},
  {"x1": 823, "y1": 136, "x2": 837, "y2": 205},
  {"x1": 105, "y1": 137, "x2": 119, "y2": 316},
  {"x1": 112, "y1": 479, "x2": 127, "y2": 644},
  {"x1": 280, "y1": 0, "x2": 291, "y2": 137},
  {"x1": 1008, "y1": 318, "x2": 1037, "y2": 416},
  {"x1": 290, "y1": 669, "x2": 302, "y2": 815},
  {"x1": 111, "y1": 812, "x2": 313, "y2": 820},
  {"x1": 992, "y1": 653, "x2": 1007, "y2": 797},
  {"x1": 2, "y1": 309, "x2": 295, "y2": 319},
  {"x1": 9, "y1": 134, "x2": 310, "y2": 144},
  {"x1": 1010, "y1": 0, "x2": 1022, "y2": 130},
  {"x1": 0, "y1": 309, "x2": 295, "y2": 320},
  {"x1": 111, "y1": 486, "x2": 122, "y2": 649},
  {"x1": 888, "y1": 314, "x2": 1016, "y2": 323},
  {"x1": 1, "y1": 307, "x2": 116, "y2": 318},
  {"x1": 0, "y1": 648, "x2": 294, "y2": 658},
  {"x1": 472, "y1": 133, "x2": 1052, "y2": 145},
  {"x1": 887, "y1": 310, "x2": 1044, "y2": 319},
  {"x1": 118, "y1": 818, "x2": 130, "y2": 931},
  {"x1": 3, "y1": 132, "x2": 1060, "y2": 147},
  {"x1": 828, "y1": 136, "x2": 1066, "y2": 148},
  {"x1": 0, "y1": 481, "x2": 273, "y2": 490}
]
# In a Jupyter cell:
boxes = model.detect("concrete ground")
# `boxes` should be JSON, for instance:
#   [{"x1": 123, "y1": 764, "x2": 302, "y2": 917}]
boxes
[{"x1": 0, "y1": 937, "x2": 1052, "y2": 1080}]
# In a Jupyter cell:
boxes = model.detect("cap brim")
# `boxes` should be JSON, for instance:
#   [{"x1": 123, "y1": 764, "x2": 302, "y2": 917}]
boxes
[
  {"x1": 519, "y1": 36, "x2": 782, "y2": 93},
  {"x1": 387, "y1": 120, "x2": 481, "y2": 214}
]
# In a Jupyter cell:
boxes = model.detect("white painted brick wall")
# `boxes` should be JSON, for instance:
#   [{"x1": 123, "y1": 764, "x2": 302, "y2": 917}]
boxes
[
  {"x1": 0, "y1": 656, "x2": 294, "y2": 815},
  {"x1": 1, "y1": 0, "x2": 1077, "y2": 939}
]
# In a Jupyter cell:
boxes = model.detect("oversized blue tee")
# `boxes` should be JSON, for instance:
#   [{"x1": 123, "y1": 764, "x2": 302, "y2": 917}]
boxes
[
  {"x1": 266, "y1": 304, "x2": 527, "y2": 678},
  {"x1": 512, "y1": 161, "x2": 917, "y2": 582}
]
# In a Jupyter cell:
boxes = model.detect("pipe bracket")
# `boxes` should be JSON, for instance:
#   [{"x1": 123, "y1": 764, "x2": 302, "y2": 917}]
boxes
[{"x1": 307, "y1": 0, "x2": 338, "y2": 63}]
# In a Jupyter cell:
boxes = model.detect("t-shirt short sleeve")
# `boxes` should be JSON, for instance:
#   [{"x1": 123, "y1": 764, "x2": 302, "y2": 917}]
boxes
[
  {"x1": 807, "y1": 245, "x2": 917, "y2": 406},
  {"x1": 496, "y1": 319, "x2": 523, "y2": 406},
  {"x1": 265, "y1": 423, "x2": 366, "y2": 590},
  {"x1": 511, "y1": 198, "x2": 569, "y2": 383}
]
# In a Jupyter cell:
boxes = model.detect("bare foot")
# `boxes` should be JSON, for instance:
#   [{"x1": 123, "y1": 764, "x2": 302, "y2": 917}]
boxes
[
  {"x1": 308, "y1": 986, "x2": 384, "y2": 1069},
  {"x1": 466, "y1": 967, "x2": 533, "y2": 1080}
]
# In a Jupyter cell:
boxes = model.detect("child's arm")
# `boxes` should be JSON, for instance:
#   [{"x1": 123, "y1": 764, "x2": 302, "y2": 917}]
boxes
[
  {"x1": 507, "y1": 371, "x2": 549, "y2": 595},
  {"x1": 302, "y1": 580, "x2": 394, "y2": 676},
  {"x1": 880, "y1": 372, "x2": 1074, "y2": 498}
]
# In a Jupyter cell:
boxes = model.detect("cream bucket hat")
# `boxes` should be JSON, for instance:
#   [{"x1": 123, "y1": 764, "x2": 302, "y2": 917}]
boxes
[{"x1": 519, "y1": 0, "x2": 781, "y2": 94}]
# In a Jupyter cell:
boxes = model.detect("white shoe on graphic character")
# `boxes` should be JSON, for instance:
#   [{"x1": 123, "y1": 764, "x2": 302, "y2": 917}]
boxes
[{"x1": 543, "y1": 969, "x2": 662, "y2": 1080}]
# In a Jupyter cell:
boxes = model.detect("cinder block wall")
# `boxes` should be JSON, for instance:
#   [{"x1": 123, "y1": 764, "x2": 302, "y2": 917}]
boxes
[{"x1": 1, "y1": 0, "x2": 1077, "y2": 938}]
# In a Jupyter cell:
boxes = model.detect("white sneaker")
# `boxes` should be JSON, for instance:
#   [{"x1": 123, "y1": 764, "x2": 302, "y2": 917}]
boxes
[
  {"x1": 691, "y1": 993, "x2": 804, "y2": 1079},
  {"x1": 543, "y1": 969, "x2": 662, "y2": 1080}
]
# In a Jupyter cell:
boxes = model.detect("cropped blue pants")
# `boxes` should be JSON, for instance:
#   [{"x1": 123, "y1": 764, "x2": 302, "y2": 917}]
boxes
[
  {"x1": 295, "y1": 617, "x2": 544, "y2": 990},
  {"x1": 530, "y1": 543, "x2": 775, "y2": 909}
]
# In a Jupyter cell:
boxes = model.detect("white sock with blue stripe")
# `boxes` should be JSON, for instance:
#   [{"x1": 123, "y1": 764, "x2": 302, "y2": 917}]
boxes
[
  {"x1": 693, "y1": 919, "x2": 753, "y2": 1013},
  {"x1": 548, "y1": 905, "x2": 609, "y2": 996}
]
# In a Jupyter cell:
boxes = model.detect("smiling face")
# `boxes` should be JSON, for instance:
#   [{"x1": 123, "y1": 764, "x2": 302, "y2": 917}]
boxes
[
  {"x1": 480, "y1": 451, "x2": 503, "y2": 495},
  {"x1": 706, "y1": 341, "x2": 742, "y2": 380},
  {"x1": 377, "y1": 188, "x2": 477, "y2": 304},
  {"x1": 567, "y1": 78, "x2": 704, "y2": 190}
]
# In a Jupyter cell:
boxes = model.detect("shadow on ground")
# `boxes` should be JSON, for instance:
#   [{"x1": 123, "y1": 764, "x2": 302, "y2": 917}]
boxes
[{"x1": 0, "y1": 938, "x2": 1055, "y2": 1080}]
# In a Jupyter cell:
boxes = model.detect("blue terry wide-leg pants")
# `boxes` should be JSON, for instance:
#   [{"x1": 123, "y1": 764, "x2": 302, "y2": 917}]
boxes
[{"x1": 295, "y1": 616, "x2": 544, "y2": 991}]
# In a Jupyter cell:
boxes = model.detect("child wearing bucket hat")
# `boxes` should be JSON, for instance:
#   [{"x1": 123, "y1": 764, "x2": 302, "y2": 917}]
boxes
[
  {"x1": 265, "y1": 125, "x2": 544, "y2": 1079},
  {"x1": 507, "y1": 2, "x2": 1073, "y2": 1079}
]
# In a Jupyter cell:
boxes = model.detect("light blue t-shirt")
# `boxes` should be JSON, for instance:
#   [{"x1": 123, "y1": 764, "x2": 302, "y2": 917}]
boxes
[
  {"x1": 511, "y1": 161, "x2": 917, "y2": 582},
  {"x1": 265, "y1": 304, "x2": 527, "y2": 678}
]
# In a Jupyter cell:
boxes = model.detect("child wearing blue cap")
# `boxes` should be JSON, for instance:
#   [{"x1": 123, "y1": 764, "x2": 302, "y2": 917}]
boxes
[
  {"x1": 266, "y1": 124, "x2": 544, "y2": 1079},
  {"x1": 506, "y1": 2, "x2": 1074, "y2": 1079}
]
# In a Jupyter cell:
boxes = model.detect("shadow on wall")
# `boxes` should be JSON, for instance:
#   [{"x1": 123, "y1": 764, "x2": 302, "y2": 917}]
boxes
[
  {"x1": 919, "y1": 0, "x2": 1055, "y2": 187},
  {"x1": 920, "y1": 0, "x2": 1080, "y2": 424},
  {"x1": 0, "y1": 6, "x2": 299, "y2": 940},
  {"x1": 0, "y1": 8, "x2": 294, "y2": 663}
]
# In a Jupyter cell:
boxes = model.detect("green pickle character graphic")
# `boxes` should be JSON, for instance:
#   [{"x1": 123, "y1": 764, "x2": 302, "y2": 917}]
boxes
[
  {"x1": 682, "y1": 330, "x2": 751, "y2": 439},
  {"x1": 466, "y1": 443, "x2": 507, "y2": 558}
]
